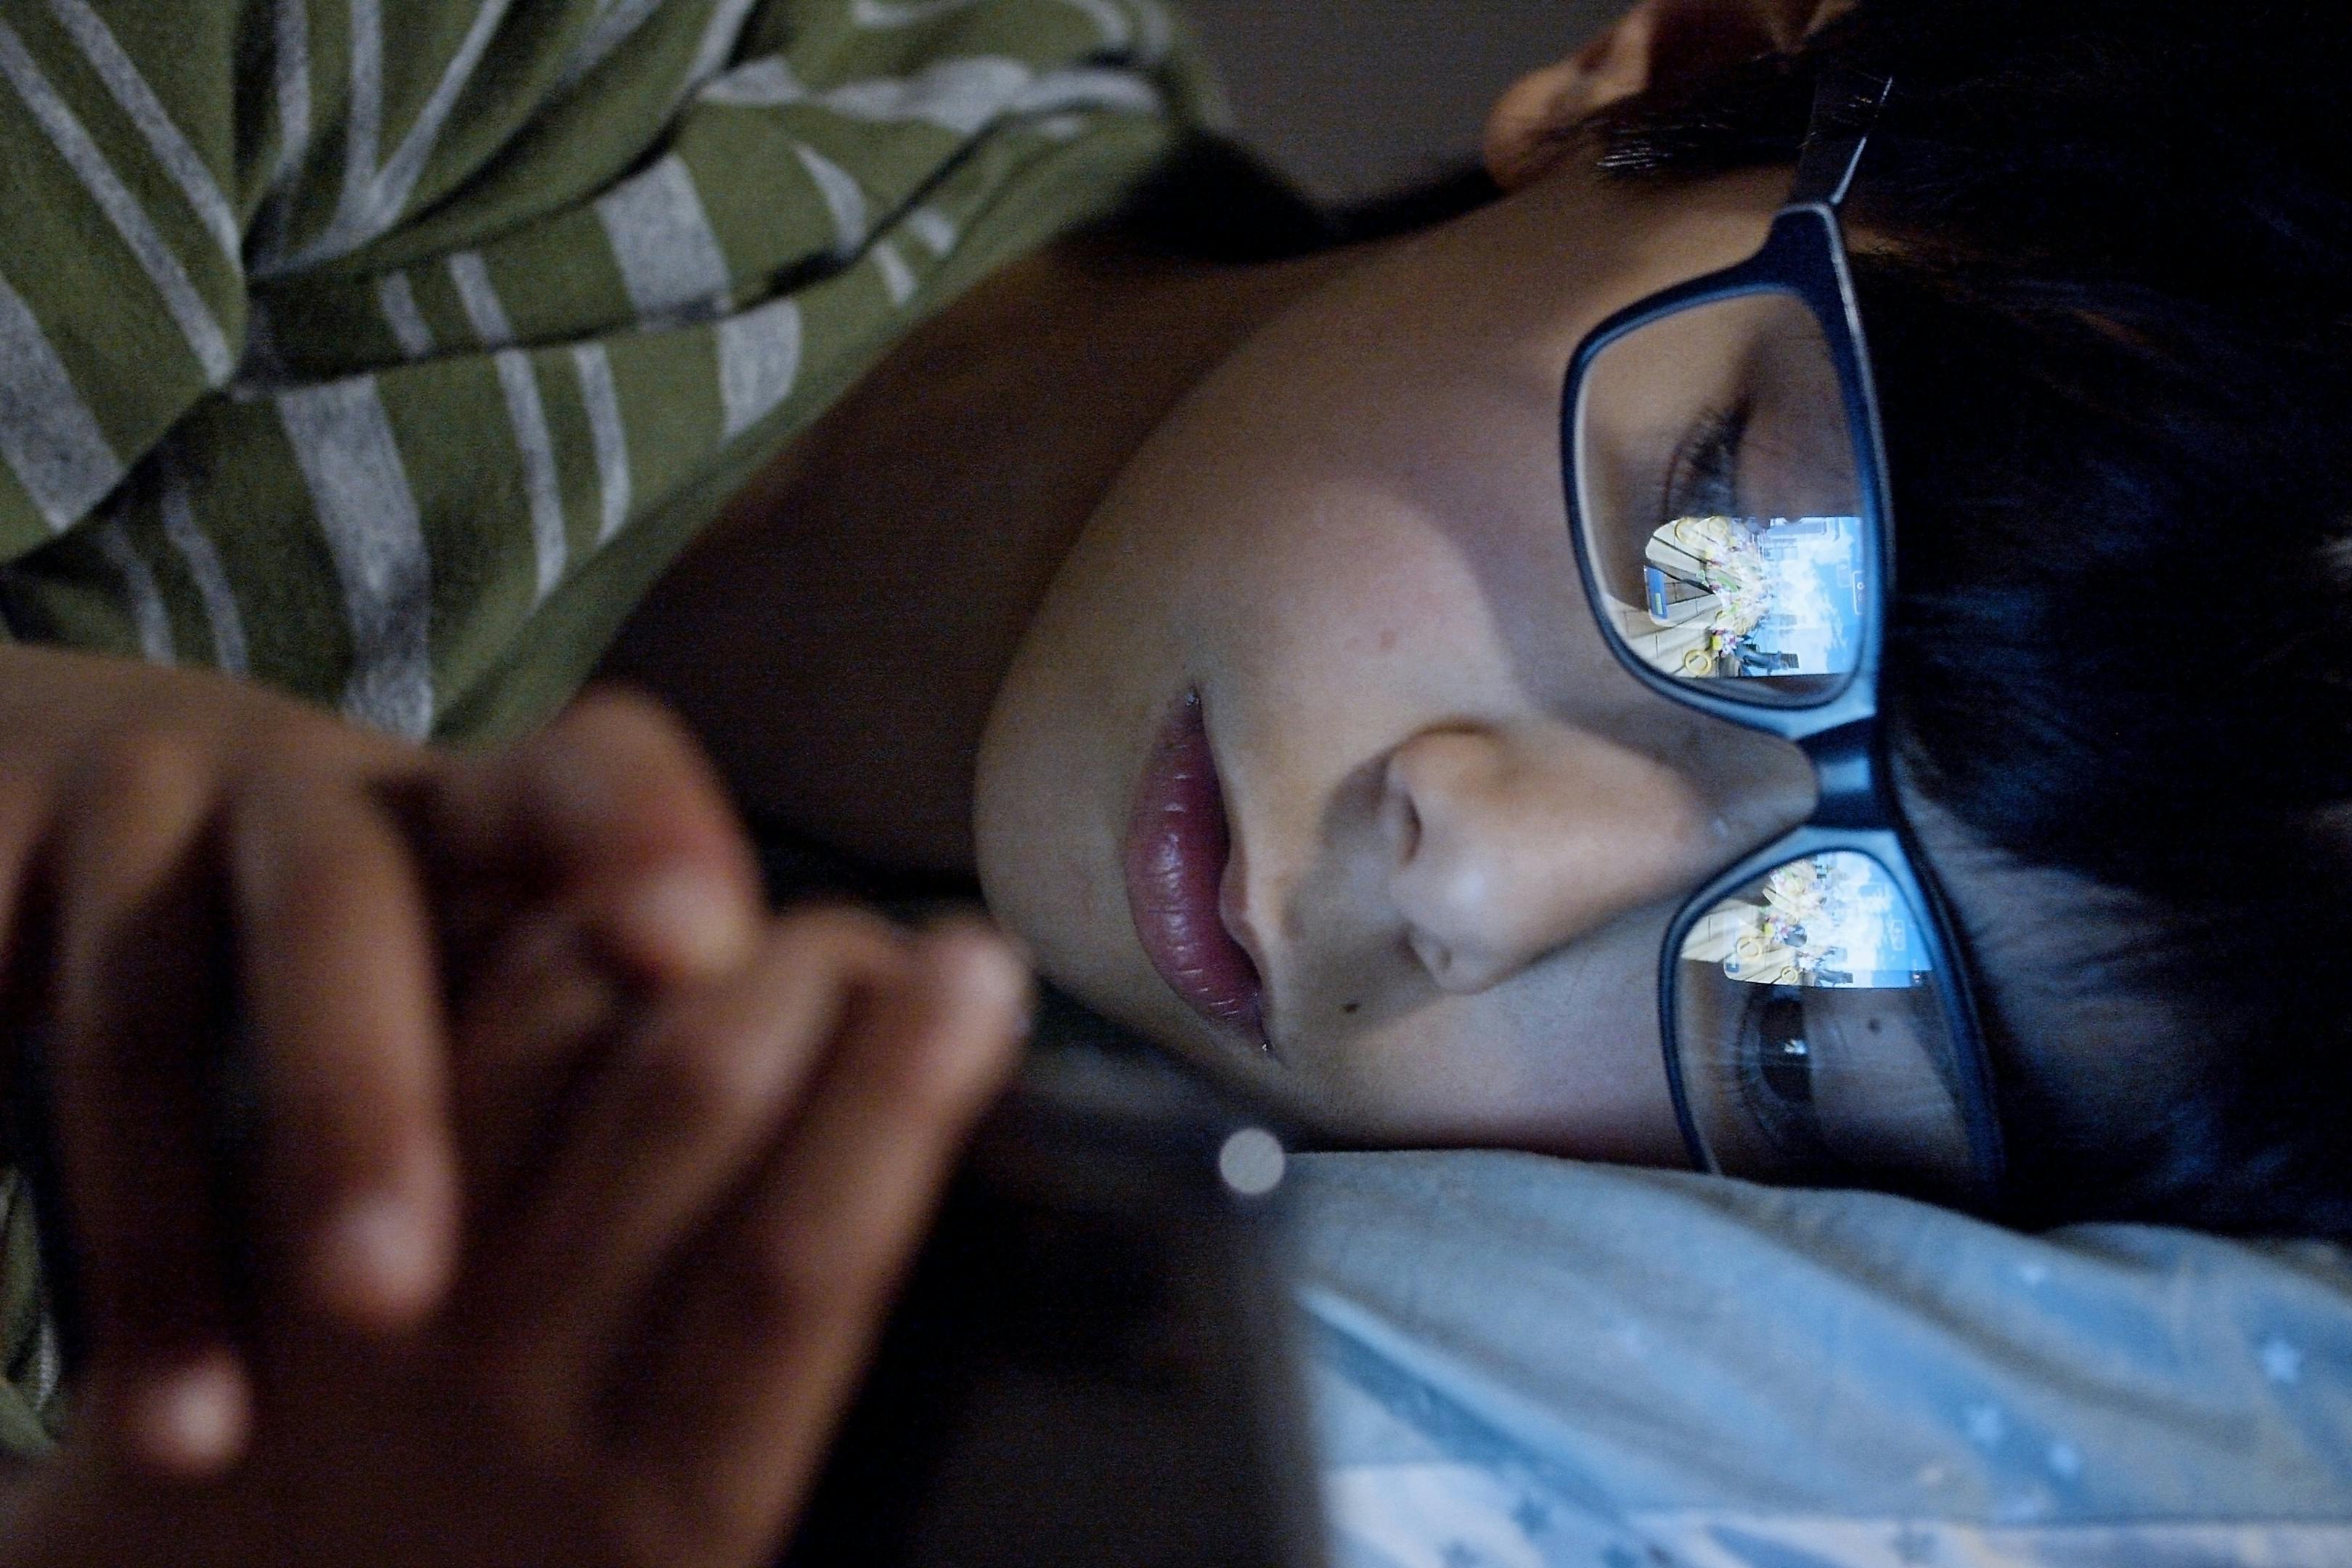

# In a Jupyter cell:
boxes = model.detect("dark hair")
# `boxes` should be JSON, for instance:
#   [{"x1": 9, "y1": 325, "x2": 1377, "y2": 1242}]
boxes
[{"x1": 1585, "y1": 0, "x2": 2352, "y2": 1236}]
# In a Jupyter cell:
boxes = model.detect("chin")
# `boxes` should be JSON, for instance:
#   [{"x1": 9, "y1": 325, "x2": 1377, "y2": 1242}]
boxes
[{"x1": 973, "y1": 653, "x2": 1125, "y2": 1000}]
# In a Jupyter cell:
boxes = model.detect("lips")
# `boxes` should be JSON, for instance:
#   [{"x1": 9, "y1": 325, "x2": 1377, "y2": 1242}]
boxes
[{"x1": 1124, "y1": 691, "x2": 1267, "y2": 1042}]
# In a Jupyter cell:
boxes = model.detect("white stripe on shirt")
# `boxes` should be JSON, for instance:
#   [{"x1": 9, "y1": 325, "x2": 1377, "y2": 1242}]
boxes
[
  {"x1": 1053, "y1": 0, "x2": 1132, "y2": 50},
  {"x1": 449, "y1": 253, "x2": 568, "y2": 601},
  {"x1": 873, "y1": 240, "x2": 916, "y2": 306},
  {"x1": 1130, "y1": 0, "x2": 1172, "y2": 65},
  {"x1": 276, "y1": 376, "x2": 435, "y2": 738},
  {"x1": 377, "y1": 272, "x2": 436, "y2": 359},
  {"x1": 717, "y1": 297, "x2": 801, "y2": 438},
  {"x1": 41, "y1": 0, "x2": 244, "y2": 266},
  {"x1": 92, "y1": 507, "x2": 176, "y2": 663},
  {"x1": 323, "y1": 0, "x2": 386, "y2": 258},
  {"x1": 0, "y1": 19, "x2": 237, "y2": 384},
  {"x1": 250, "y1": 0, "x2": 315, "y2": 269},
  {"x1": 793, "y1": 142, "x2": 870, "y2": 256},
  {"x1": 685, "y1": 0, "x2": 761, "y2": 94},
  {"x1": 158, "y1": 449, "x2": 250, "y2": 674},
  {"x1": 906, "y1": 205, "x2": 959, "y2": 257},
  {"x1": 271, "y1": 0, "x2": 313, "y2": 189},
  {"x1": 596, "y1": 153, "x2": 732, "y2": 322},
  {"x1": 699, "y1": 54, "x2": 807, "y2": 107},
  {"x1": 446, "y1": 250, "x2": 515, "y2": 348},
  {"x1": 369, "y1": 0, "x2": 513, "y2": 238},
  {"x1": 851, "y1": 0, "x2": 986, "y2": 26},
  {"x1": 703, "y1": 55, "x2": 1164, "y2": 138},
  {"x1": 491, "y1": 350, "x2": 569, "y2": 603},
  {"x1": 558, "y1": 0, "x2": 667, "y2": 89},
  {"x1": 571, "y1": 343, "x2": 632, "y2": 545},
  {"x1": 289, "y1": 0, "x2": 514, "y2": 268},
  {"x1": 0, "y1": 268, "x2": 123, "y2": 531}
]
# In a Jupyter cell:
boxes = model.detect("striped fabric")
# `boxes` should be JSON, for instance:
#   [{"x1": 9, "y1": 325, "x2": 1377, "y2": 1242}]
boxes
[
  {"x1": 0, "y1": 1171, "x2": 62, "y2": 1455},
  {"x1": 0, "y1": 0, "x2": 1218, "y2": 742}
]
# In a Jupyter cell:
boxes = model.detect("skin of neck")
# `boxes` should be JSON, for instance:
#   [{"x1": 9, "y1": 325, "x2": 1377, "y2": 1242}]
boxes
[{"x1": 597, "y1": 231, "x2": 1372, "y2": 874}]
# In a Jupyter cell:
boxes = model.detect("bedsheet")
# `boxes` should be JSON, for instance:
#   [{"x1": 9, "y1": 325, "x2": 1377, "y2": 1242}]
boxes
[{"x1": 1289, "y1": 1151, "x2": 2352, "y2": 1568}]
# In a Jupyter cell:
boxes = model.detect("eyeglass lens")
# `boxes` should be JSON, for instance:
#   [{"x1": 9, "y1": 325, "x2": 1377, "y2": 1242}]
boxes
[
  {"x1": 1573, "y1": 292, "x2": 1869, "y2": 707},
  {"x1": 1672, "y1": 850, "x2": 1979, "y2": 1193}
]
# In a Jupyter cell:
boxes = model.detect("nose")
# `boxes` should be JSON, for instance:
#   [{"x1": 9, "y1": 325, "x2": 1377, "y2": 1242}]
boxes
[{"x1": 1381, "y1": 722, "x2": 1792, "y2": 995}]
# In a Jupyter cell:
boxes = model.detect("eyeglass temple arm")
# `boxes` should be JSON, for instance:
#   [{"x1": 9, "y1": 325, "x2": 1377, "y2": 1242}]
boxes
[{"x1": 1787, "y1": 68, "x2": 1895, "y2": 209}]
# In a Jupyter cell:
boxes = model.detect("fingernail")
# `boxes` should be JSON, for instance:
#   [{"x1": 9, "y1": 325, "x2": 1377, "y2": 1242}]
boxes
[
  {"x1": 624, "y1": 868, "x2": 756, "y2": 978},
  {"x1": 136, "y1": 1353, "x2": 250, "y2": 1478},
  {"x1": 317, "y1": 1191, "x2": 436, "y2": 1323}
]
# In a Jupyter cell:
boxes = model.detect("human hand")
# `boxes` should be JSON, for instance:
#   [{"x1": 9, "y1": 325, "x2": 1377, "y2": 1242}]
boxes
[
  {"x1": 0, "y1": 645, "x2": 764, "y2": 1477},
  {"x1": 1, "y1": 906, "x2": 1029, "y2": 1568}
]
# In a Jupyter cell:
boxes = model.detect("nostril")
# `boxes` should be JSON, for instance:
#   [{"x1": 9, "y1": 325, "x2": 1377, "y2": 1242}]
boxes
[
  {"x1": 1408, "y1": 926, "x2": 1508, "y2": 995},
  {"x1": 1380, "y1": 765, "x2": 1424, "y2": 862},
  {"x1": 1408, "y1": 928, "x2": 1453, "y2": 986}
]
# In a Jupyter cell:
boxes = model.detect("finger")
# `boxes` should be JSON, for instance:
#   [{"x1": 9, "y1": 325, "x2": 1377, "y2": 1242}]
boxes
[
  {"x1": 462, "y1": 908, "x2": 906, "y2": 1439},
  {"x1": 45, "y1": 732, "x2": 251, "y2": 1478},
  {"x1": 423, "y1": 690, "x2": 761, "y2": 991},
  {"x1": 226, "y1": 767, "x2": 460, "y2": 1336},
  {"x1": 609, "y1": 922, "x2": 1026, "y2": 1551},
  {"x1": 0, "y1": 752, "x2": 56, "y2": 961},
  {"x1": 447, "y1": 906, "x2": 629, "y2": 1216},
  {"x1": 0, "y1": 754, "x2": 57, "y2": 1102}
]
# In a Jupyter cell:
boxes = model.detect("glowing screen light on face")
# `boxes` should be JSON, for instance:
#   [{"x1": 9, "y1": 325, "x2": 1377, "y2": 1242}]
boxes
[
  {"x1": 1640, "y1": 515, "x2": 1866, "y2": 682},
  {"x1": 1679, "y1": 852, "x2": 1930, "y2": 991}
]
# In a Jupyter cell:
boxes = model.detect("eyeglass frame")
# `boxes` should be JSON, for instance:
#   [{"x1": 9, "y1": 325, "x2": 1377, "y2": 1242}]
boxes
[{"x1": 1557, "y1": 70, "x2": 2007, "y2": 1202}]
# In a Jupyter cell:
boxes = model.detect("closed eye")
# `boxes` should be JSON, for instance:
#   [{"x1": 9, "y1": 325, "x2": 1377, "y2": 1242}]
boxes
[{"x1": 1658, "y1": 401, "x2": 1750, "y2": 531}]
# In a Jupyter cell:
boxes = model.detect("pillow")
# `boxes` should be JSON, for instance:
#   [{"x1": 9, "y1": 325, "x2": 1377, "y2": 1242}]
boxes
[{"x1": 1290, "y1": 1151, "x2": 2352, "y2": 1568}]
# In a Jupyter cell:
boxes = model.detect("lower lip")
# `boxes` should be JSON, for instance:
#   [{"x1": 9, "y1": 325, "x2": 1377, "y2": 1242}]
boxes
[{"x1": 1124, "y1": 692, "x2": 1266, "y2": 1040}]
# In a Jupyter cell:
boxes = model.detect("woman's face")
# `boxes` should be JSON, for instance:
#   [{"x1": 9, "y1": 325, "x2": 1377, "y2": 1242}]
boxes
[{"x1": 974, "y1": 158, "x2": 1832, "y2": 1158}]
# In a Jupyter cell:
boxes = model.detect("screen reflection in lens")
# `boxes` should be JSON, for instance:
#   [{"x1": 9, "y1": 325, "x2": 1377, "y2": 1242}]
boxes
[
  {"x1": 1672, "y1": 852, "x2": 1975, "y2": 1191},
  {"x1": 1575, "y1": 291, "x2": 1869, "y2": 705}
]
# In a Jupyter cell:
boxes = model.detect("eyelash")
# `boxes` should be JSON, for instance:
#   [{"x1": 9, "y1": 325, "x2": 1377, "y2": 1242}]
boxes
[
  {"x1": 1732, "y1": 987, "x2": 1829, "y2": 1160},
  {"x1": 1659, "y1": 401, "x2": 1751, "y2": 528}
]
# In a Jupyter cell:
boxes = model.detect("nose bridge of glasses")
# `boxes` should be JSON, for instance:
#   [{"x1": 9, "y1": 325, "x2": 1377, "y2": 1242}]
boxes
[{"x1": 1795, "y1": 719, "x2": 1886, "y2": 833}]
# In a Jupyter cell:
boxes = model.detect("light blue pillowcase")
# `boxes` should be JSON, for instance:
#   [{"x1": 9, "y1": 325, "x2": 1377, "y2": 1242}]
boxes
[{"x1": 1290, "y1": 1151, "x2": 2352, "y2": 1568}]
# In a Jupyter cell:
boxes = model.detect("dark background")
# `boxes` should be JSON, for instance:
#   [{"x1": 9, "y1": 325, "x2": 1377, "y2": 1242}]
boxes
[{"x1": 1175, "y1": 1, "x2": 1634, "y2": 203}]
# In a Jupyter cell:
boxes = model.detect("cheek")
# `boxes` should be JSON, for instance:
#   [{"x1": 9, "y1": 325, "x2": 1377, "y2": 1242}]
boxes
[
  {"x1": 1174, "y1": 372, "x2": 1607, "y2": 725},
  {"x1": 1308, "y1": 918, "x2": 1689, "y2": 1164},
  {"x1": 1203, "y1": 469, "x2": 1603, "y2": 740},
  {"x1": 1191, "y1": 482, "x2": 1500, "y2": 708}
]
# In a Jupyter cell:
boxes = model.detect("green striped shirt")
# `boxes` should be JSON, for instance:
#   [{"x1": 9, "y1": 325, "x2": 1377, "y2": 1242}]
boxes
[
  {"x1": 0, "y1": 0, "x2": 1220, "y2": 743},
  {"x1": 0, "y1": 0, "x2": 1218, "y2": 1453}
]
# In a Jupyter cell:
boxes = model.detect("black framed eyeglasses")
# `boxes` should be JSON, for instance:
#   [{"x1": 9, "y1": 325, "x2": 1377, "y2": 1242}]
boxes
[{"x1": 1561, "y1": 70, "x2": 2004, "y2": 1204}]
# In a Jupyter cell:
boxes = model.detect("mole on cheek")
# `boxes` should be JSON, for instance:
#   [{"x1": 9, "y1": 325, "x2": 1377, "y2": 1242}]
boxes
[{"x1": 1379, "y1": 629, "x2": 1399, "y2": 653}]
